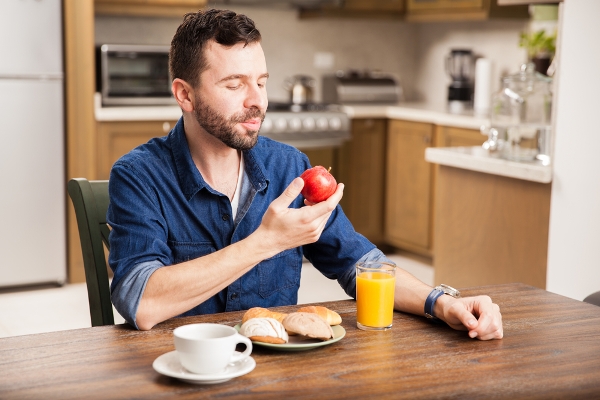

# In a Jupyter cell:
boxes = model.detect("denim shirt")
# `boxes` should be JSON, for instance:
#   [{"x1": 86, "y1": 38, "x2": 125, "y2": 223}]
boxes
[{"x1": 107, "y1": 117, "x2": 385, "y2": 328}]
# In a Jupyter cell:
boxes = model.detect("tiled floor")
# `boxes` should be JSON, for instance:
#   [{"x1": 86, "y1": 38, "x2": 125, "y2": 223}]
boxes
[{"x1": 0, "y1": 252, "x2": 433, "y2": 338}]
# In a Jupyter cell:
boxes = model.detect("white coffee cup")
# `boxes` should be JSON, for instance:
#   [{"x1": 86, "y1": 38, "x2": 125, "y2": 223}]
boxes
[{"x1": 173, "y1": 323, "x2": 252, "y2": 375}]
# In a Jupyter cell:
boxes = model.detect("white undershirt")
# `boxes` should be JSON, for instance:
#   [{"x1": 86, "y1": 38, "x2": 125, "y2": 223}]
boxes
[{"x1": 230, "y1": 154, "x2": 244, "y2": 220}]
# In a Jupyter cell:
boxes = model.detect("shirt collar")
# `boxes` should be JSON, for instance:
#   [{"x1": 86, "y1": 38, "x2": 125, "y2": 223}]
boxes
[{"x1": 169, "y1": 117, "x2": 269, "y2": 200}]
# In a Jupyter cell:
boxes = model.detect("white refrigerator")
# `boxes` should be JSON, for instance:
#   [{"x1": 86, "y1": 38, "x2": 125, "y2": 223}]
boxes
[{"x1": 0, "y1": 0, "x2": 66, "y2": 287}]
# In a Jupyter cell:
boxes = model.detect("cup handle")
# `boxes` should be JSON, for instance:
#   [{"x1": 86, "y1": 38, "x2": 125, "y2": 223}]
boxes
[{"x1": 230, "y1": 334, "x2": 253, "y2": 363}]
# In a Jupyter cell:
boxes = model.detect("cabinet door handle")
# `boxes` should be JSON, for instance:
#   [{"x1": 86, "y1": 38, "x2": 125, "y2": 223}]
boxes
[{"x1": 423, "y1": 135, "x2": 431, "y2": 144}]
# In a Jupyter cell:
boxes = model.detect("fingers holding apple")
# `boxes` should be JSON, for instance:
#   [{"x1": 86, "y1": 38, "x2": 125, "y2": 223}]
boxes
[{"x1": 300, "y1": 166, "x2": 338, "y2": 204}]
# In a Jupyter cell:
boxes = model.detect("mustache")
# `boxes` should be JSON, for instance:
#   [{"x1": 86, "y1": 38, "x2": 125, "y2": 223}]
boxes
[{"x1": 230, "y1": 107, "x2": 265, "y2": 124}]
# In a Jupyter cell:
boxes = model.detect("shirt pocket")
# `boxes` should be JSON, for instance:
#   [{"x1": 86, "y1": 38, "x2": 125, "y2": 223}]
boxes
[
  {"x1": 169, "y1": 241, "x2": 216, "y2": 264},
  {"x1": 258, "y1": 248, "x2": 302, "y2": 299}
]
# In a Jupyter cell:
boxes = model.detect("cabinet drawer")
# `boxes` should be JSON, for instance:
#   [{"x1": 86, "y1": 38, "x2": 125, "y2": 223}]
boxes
[
  {"x1": 435, "y1": 126, "x2": 485, "y2": 147},
  {"x1": 344, "y1": 0, "x2": 405, "y2": 12},
  {"x1": 96, "y1": 120, "x2": 176, "y2": 180},
  {"x1": 407, "y1": 0, "x2": 484, "y2": 11}
]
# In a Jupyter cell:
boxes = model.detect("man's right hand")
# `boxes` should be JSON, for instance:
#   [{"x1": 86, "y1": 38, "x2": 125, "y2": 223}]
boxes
[{"x1": 256, "y1": 177, "x2": 344, "y2": 255}]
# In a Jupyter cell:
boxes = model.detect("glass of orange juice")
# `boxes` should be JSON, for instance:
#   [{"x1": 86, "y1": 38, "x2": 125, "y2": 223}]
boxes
[{"x1": 356, "y1": 261, "x2": 397, "y2": 331}]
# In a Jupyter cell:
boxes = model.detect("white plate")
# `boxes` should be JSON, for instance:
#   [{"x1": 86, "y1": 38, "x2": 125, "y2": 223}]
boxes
[
  {"x1": 234, "y1": 324, "x2": 346, "y2": 352},
  {"x1": 152, "y1": 351, "x2": 256, "y2": 384}
]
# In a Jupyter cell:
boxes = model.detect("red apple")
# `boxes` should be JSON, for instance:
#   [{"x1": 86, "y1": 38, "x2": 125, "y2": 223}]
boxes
[{"x1": 300, "y1": 166, "x2": 337, "y2": 203}]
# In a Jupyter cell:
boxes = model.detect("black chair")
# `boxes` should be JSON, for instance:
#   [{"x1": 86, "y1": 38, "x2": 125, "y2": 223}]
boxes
[
  {"x1": 584, "y1": 291, "x2": 600, "y2": 307},
  {"x1": 67, "y1": 178, "x2": 114, "y2": 326}
]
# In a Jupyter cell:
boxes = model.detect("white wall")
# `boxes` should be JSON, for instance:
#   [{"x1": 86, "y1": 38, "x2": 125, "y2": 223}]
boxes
[
  {"x1": 412, "y1": 20, "x2": 529, "y2": 110},
  {"x1": 546, "y1": 0, "x2": 600, "y2": 300},
  {"x1": 95, "y1": 8, "x2": 528, "y2": 106},
  {"x1": 95, "y1": 8, "x2": 418, "y2": 103}
]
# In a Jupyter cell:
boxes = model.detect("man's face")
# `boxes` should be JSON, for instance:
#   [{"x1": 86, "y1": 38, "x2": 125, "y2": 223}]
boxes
[{"x1": 192, "y1": 41, "x2": 268, "y2": 151}]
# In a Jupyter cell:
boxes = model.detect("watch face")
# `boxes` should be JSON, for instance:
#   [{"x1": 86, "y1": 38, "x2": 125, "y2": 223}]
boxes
[{"x1": 438, "y1": 284, "x2": 461, "y2": 298}]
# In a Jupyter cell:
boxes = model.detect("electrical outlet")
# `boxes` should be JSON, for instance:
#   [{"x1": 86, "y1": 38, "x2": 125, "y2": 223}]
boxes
[{"x1": 314, "y1": 52, "x2": 334, "y2": 70}]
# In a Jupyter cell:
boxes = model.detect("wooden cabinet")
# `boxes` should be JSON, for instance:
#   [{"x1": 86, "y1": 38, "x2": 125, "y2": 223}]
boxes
[
  {"x1": 66, "y1": 0, "x2": 96, "y2": 284},
  {"x1": 302, "y1": 148, "x2": 337, "y2": 176},
  {"x1": 409, "y1": 0, "x2": 485, "y2": 10},
  {"x1": 498, "y1": 0, "x2": 560, "y2": 4},
  {"x1": 95, "y1": 0, "x2": 207, "y2": 17},
  {"x1": 341, "y1": 0, "x2": 405, "y2": 12},
  {"x1": 385, "y1": 120, "x2": 435, "y2": 257},
  {"x1": 96, "y1": 120, "x2": 176, "y2": 180},
  {"x1": 300, "y1": 0, "x2": 405, "y2": 19},
  {"x1": 435, "y1": 125, "x2": 485, "y2": 147},
  {"x1": 384, "y1": 121, "x2": 482, "y2": 257},
  {"x1": 337, "y1": 119, "x2": 387, "y2": 245},
  {"x1": 406, "y1": 0, "x2": 529, "y2": 21},
  {"x1": 433, "y1": 166, "x2": 551, "y2": 289}
]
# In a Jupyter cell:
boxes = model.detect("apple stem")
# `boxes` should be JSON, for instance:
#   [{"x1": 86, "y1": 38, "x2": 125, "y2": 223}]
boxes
[{"x1": 327, "y1": 166, "x2": 332, "y2": 173}]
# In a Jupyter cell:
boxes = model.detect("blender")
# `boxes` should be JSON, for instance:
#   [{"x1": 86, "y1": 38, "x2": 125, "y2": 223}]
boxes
[{"x1": 445, "y1": 49, "x2": 475, "y2": 114}]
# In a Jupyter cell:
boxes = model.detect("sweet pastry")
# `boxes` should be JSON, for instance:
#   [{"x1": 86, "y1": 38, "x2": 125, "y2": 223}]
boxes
[
  {"x1": 297, "y1": 305, "x2": 342, "y2": 326},
  {"x1": 241, "y1": 307, "x2": 288, "y2": 324},
  {"x1": 239, "y1": 317, "x2": 289, "y2": 344},
  {"x1": 282, "y1": 312, "x2": 334, "y2": 341}
]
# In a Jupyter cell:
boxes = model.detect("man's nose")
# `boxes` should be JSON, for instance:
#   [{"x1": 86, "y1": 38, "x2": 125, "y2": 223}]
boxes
[{"x1": 244, "y1": 83, "x2": 267, "y2": 111}]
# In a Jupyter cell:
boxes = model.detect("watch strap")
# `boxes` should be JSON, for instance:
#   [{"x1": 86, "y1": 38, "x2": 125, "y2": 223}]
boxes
[{"x1": 424, "y1": 288, "x2": 445, "y2": 319}]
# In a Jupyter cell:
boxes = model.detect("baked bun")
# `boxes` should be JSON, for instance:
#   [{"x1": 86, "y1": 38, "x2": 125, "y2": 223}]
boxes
[
  {"x1": 239, "y1": 317, "x2": 289, "y2": 344},
  {"x1": 297, "y1": 305, "x2": 342, "y2": 326},
  {"x1": 282, "y1": 312, "x2": 334, "y2": 341},
  {"x1": 242, "y1": 307, "x2": 288, "y2": 324}
]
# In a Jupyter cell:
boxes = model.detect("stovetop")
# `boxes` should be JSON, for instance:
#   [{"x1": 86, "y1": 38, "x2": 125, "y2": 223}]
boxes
[
  {"x1": 267, "y1": 101, "x2": 342, "y2": 113},
  {"x1": 260, "y1": 101, "x2": 350, "y2": 150}
]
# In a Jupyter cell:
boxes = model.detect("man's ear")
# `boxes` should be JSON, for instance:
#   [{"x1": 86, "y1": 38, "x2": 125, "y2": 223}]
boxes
[{"x1": 172, "y1": 78, "x2": 194, "y2": 112}]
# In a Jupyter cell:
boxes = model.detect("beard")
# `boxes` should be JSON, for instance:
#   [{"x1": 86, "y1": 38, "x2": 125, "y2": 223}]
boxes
[{"x1": 193, "y1": 95, "x2": 264, "y2": 151}]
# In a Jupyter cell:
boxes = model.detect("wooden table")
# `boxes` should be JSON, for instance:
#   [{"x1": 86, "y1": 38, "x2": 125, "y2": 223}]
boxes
[{"x1": 1, "y1": 283, "x2": 600, "y2": 399}]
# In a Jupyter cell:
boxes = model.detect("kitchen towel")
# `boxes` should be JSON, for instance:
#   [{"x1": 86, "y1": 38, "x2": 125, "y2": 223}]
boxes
[{"x1": 474, "y1": 58, "x2": 493, "y2": 117}]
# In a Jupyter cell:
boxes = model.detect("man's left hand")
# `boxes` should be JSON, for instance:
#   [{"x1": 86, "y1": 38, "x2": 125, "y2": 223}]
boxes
[{"x1": 438, "y1": 295, "x2": 503, "y2": 340}]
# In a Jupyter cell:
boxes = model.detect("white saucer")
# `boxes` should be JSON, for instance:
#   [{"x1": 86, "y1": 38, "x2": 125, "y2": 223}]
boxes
[{"x1": 152, "y1": 351, "x2": 256, "y2": 385}]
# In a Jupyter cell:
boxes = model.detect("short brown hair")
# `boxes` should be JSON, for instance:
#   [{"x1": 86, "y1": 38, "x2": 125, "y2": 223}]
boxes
[{"x1": 169, "y1": 9, "x2": 262, "y2": 88}]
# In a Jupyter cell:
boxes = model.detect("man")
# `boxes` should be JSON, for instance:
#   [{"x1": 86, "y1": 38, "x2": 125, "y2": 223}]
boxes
[{"x1": 107, "y1": 9, "x2": 503, "y2": 340}]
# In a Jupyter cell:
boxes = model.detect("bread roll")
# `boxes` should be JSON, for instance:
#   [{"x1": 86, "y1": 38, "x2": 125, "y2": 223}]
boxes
[
  {"x1": 242, "y1": 307, "x2": 288, "y2": 324},
  {"x1": 282, "y1": 312, "x2": 334, "y2": 341},
  {"x1": 297, "y1": 305, "x2": 342, "y2": 326},
  {"x1": 239, "y1": 317, "x2": 289, "y2": 344}
]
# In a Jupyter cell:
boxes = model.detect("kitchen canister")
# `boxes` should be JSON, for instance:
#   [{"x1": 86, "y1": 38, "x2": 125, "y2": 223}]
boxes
[{"x1": 474, "y1": 58, "x2": 493, "y2": 117}]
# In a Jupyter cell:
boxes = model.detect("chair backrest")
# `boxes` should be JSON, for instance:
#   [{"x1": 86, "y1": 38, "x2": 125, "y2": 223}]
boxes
[
  {"x1": 67, "y1": 178, "x2": 114, "y2": 326},
  {"x1": 583, "y1": 291, "x2": 600, "y2": 307}
]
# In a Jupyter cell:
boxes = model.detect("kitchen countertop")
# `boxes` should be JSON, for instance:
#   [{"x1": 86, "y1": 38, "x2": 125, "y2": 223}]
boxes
[
  {"x1": 95, "y1": 96, "x2": 551, "y2": 183},
  {"x1": 94, "y1": 94, "x2": 182, "y2": 122},
  {"x1": 341, "y1": 102, "x2": 490, "y2": 130},
  {"x1": 94, "y1": 94, "x2": 489, "y2": 130},
  {"x1": 425, "y1": 146, "x2": 552, "y2": 183}
]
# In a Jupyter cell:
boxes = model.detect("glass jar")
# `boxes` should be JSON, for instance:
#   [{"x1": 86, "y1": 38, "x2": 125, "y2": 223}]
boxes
[{"x1": 485, "y1": 63, "x2": 553, "y2": 162}]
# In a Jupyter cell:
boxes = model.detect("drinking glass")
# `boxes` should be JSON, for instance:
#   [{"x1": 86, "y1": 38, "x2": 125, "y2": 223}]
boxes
[{"x1": 356, "y1": 261, "x2": 397, "y2": 331}]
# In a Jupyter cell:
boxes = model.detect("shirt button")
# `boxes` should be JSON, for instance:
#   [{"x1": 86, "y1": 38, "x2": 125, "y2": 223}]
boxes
[
  {"x1": 222, "y1": 214, "x2": 229, "y2": 221},
  {"x1": 230, "y1": 293, "x2": 238, "y2": 300}
]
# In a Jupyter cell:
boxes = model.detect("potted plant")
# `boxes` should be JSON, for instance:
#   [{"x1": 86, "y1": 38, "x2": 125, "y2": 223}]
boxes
[{"x1": 519, "y1": 29, "x2": 556, "y2": 75}]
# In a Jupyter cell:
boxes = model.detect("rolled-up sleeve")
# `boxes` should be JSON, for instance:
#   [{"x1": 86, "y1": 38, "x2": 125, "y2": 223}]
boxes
[
  {"x1": 111, "y1": 260, "x2": 163, "y2": 328},
  {"x1": 337, "y1": 248, "x2": 393, "y2": 299}
]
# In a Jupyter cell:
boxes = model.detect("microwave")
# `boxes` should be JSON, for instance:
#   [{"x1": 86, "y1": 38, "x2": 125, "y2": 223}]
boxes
[{"x1": 96, "y1": 44, "x2": 176, "y2": 106}]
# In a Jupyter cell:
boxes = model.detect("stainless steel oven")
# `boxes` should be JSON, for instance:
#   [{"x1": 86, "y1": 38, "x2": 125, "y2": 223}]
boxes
[
  {"x1": 260, "y1": 102, "x2": 350, "y2": 150},
  {"x1": 96, "y1": 44, "x2": 175, "y2": 106}
]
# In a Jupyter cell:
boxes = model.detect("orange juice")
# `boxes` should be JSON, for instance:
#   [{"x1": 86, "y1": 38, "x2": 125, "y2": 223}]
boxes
[{"x1": 356, "y1": 270, "x2": 396, "y2": 330}]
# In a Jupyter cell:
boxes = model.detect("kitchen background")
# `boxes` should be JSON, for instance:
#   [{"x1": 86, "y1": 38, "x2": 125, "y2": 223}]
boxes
[
  {"x1": 95, "y1": 7, "x2": 530, "y2": 107},
  {"x1": 1, "y1": 0, "x2": 599, "y2": 338}
]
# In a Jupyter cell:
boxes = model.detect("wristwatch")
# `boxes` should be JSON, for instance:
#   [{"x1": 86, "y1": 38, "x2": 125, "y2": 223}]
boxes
[{"x1": 424, "y1": 284, "x2": 461, "y2": 320}]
